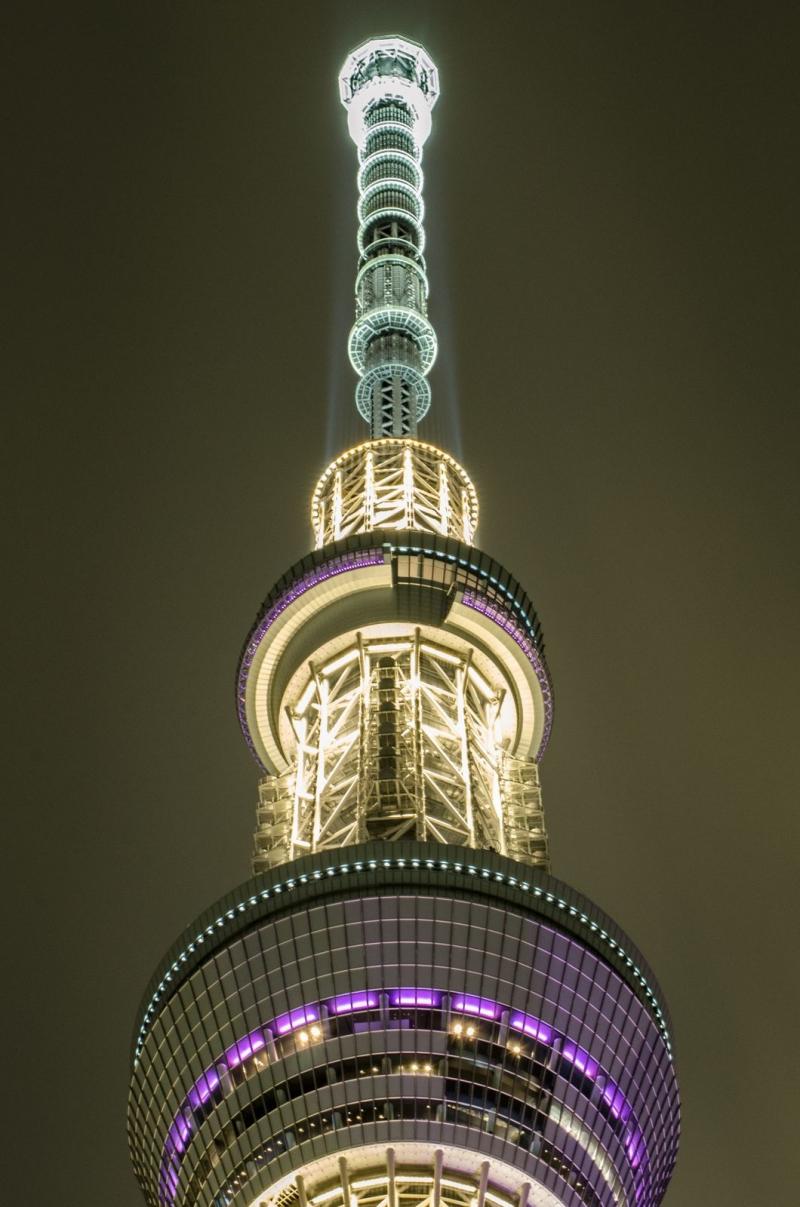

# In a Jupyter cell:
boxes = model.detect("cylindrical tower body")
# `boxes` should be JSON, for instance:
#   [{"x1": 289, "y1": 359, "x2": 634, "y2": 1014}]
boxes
[{"x1": 127, "y1": 35, "x2": 680, "y2": 1207}]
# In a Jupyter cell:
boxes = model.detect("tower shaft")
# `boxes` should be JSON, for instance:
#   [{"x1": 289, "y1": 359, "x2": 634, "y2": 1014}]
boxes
[{"x1": 127, "y1": 36, "x2": 680, "y2": 1207}]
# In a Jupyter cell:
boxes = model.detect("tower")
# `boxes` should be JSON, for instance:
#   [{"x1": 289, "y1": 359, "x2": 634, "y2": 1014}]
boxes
[{"x1": 128, "y1": 36, "x2": 680, "y2": 1207}]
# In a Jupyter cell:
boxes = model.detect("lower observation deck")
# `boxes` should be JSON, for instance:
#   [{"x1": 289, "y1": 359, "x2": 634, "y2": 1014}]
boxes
[{"x1": 128, "y1": 844, "x2": 679, "y2": 1207}]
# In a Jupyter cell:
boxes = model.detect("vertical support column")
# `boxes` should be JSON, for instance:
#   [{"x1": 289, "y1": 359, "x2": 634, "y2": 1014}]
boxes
[
  {"x1": 292, "y1": 714, "x2": 308, "y2": 859},
  {"x1": 476, "y1": 1162, "x2": 490, "y2": 1207},
  {"x1": 333, "y1": 471, "x2": 343, "y2": 540},
  {"x1": 387, "y1": 1147, "x2": 397, "y2": 1207},
  {"x1": 356, "y1": 634, "x2": 369, "y2": 843},
  {"x1": 365, "y1": 449, "x2": 376, "y2": 529},
  {"x1": 486, "y1": 696, "x2": 507, "y2": 854},
  {"x1": 438, "y1": 460, "x2": 450, "y2": 535},
  {"x1": 313, "y1": 672, "x2": 328, "y2": 846},
  {"x1": 457, "y1": 657, "x2": 477, "y2": 848},
  {"x1": 403, "y1": 446, "x2": 415, "y2": 527},
  {"x1": 462, "y1": 488, "x2": 474, "y2": 542},
  {"x1": 315, "y1": 498, "x2": 325, "y2": 549},
  {"x1": 432, "y1": 1149, "x2": 444, "y2": 1207},
  {"x1": 411, "y1": 630, "x2": 425, "y2": 839},
  {"x1": 338, "y1": 1157, "x2": 351, "y2": 1207}
]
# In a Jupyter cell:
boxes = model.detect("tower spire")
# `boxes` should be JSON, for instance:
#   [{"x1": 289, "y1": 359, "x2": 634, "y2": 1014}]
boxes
[{"x1": 340, "y1": 37, "x2": 439, "y2": 438}]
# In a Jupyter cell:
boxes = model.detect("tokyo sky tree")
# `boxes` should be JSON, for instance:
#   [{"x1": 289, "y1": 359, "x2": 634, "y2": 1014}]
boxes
[{"x1": 128, "y1": 36, "x2": 680, "y2": 1207}]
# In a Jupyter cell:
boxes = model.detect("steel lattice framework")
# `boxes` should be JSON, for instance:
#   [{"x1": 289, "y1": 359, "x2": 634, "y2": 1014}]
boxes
[
  {"x1": 260, "y1": 1154, "x2": 588, "y2": 1207},
  {"x1": 253, "y1": 633, "x2": 547, "y2": 873},
  {"x1": 312, "y1": 439, "x2": 478, "y2": 548}
]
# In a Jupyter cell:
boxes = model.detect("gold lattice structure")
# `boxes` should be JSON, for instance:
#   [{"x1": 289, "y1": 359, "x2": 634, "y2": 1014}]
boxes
[
  {"x1": 311, "y1": 439, "x2": 478, "y2": 548},
  {"x1": 253, "y1": 632, "x2": 548, "y2": 874}
]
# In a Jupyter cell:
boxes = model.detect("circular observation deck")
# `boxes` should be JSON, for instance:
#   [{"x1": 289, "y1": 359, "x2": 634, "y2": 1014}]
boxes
[
  {"x1": 128, "y1": 844, "x2": 679, "y2": 1207},
  {"x1": 235, "y1": 534, "x2": 553, "y2": 777}
]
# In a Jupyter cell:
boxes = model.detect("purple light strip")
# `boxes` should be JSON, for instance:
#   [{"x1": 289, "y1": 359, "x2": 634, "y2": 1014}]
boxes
[
  {"x1": 452, "y1": 993, "x2": 502, "y2": 1020},
  {"x1": 225, "y1": 1029, "x2": 266, "y2": 1070},
  {"x1": 165, "y1": 1113, "x2": 191, "y2": 1157},
  {"x1": 627, "y1": 1127, "x2": 646, "y2": 1170},
  {"x1": 186, "y1": 1067, "x2": 219, "y2": 1110},
  {"x1": 560, "y1": 1040, "x2": 648, "y2": 1197},
  {"x1": 561, "y1": 1039, "x2": 600, "y2": 1081},
  {"x1": 389, "y1": 988, "x2": 442, "y2": 1007},
  {"x1": 601, "y1": 1082, "x2": 632, "y2": 1123},
  {"x1": 160, "y1": 1165, "x2": 179, "y2": 1199},
  {"x1": 236, "y1": 549, "x2": 387, "y2": 769},
  {"x1": 158, "y1": 985, "x2": 648, "y2": 1205},
  {"x1": 273, "y1": 1005, "x2": 319, "y2": 1035},
  {"x1": 508, "y1": 1011, "x2": 554, "y2": 1044},
  {"x1": 460, "y1": 589, "x2": 553, "y2": 755},
  {"x1": 328, "y1": 991, "x2": 380, "y2": 1015}
]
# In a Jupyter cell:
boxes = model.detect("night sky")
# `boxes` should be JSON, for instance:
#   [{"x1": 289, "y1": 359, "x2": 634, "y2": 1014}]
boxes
[{"x1": 7, "y1": 3, "x2": 799, "y2": 1204}]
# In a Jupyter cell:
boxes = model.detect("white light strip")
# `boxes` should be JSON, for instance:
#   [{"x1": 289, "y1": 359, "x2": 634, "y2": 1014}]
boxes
[
  {"x1": 420, "y1": 643, "x2": 462, "y2": 665},
  {"x1": 294, "y1": 681, "x2": 316, "y2": 717},
  {"x1": 337, "y1": 1177, "x2": 514, "y2": 1205},
  {"x1": 467, "y1": 665, "x2": 494, "y2": 699},
  {"x1": 321, "y1": 649, "x2": 360, "y2": 677}
]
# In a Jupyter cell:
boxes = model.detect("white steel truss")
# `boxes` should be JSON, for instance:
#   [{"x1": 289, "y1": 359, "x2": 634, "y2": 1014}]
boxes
[
  {"x1": 284, "y1": 1159, "x2": 522, "y2": 1207},
  {"x1": 254, "y1": 1148, "x2": 574, "y2": 1207},
  {"x1": 312, "y1": 439, "x2": 478, "y2": 547},
  {"x1": 253, "y1": 633, "x2": 548, "y2": 874}
]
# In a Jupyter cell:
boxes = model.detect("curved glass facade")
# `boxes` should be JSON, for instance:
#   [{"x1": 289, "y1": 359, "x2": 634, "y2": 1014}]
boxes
[{"x1": 128, "y1": 847, "x2": 678, "y2": 1207}]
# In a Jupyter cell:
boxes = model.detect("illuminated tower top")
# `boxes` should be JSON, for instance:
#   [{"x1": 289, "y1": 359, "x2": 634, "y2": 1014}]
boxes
[
  {"x1": 128, "y1": 39, "x2": 680, "y2": 1207},
  {"x1": 340, "y1": 37, "x2": 439, "y2": 438}
]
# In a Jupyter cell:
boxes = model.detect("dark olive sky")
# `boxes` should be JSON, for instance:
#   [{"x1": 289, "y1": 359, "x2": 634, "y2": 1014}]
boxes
[{"x1": 6, "y1": 2, "x2": 799, "y2": 1204}]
